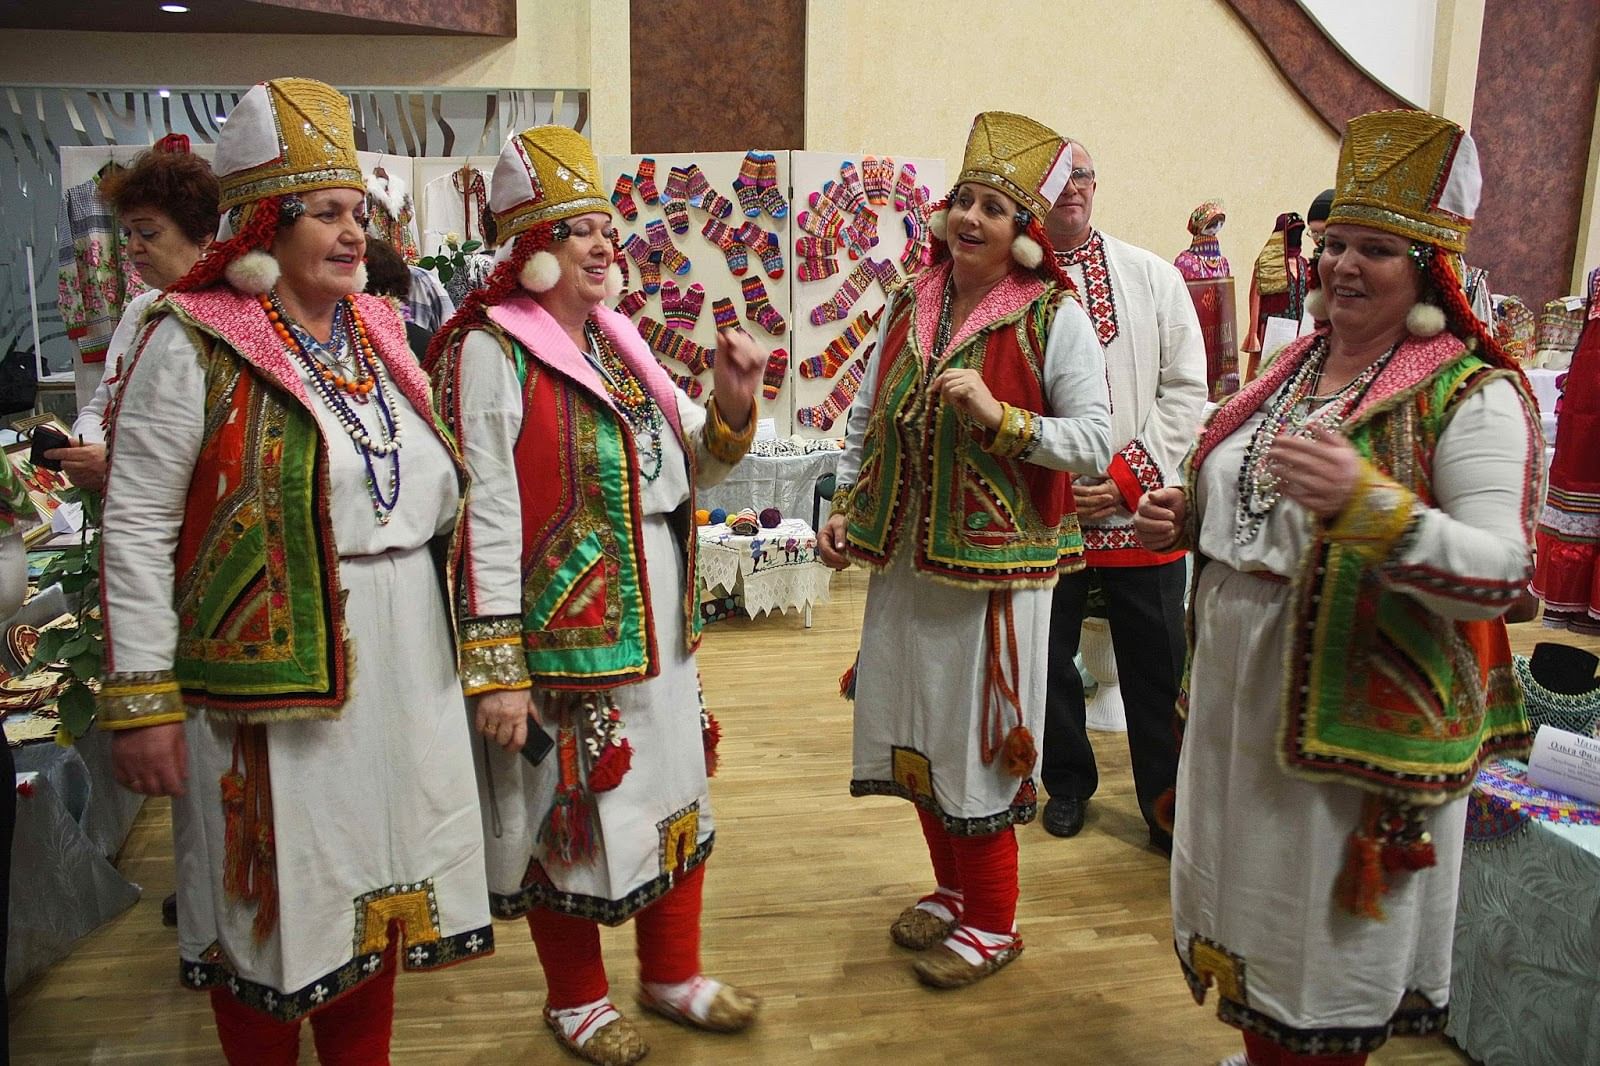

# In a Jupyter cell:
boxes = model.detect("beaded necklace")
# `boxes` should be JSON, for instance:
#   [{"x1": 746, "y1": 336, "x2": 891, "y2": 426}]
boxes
[
  {"x1": 931, "y1": 275, "x2": 955, "y2": 366},
  {"x1": 262, "y1": 292, "x2": 404, "y2": 525},
  {"x1": 584, "y1": 321, "x2": 664, "y2": 483},
  {"x1": 1232, "y1": 336, "x2": 1395, "y2": 544}
]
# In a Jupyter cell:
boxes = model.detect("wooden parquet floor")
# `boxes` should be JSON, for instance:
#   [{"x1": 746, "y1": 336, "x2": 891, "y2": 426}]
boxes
[{"x1": 17, "y1": 568, "x2": 1586, "y2": 1063}]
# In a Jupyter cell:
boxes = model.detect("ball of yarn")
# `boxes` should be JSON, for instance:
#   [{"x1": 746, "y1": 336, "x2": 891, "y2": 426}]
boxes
[
  {"x1": 759, "y1": 507, "x2": 781, "y2": 528},
  {"x1": 709, "y1": 507, "x2": 728, "y2": 525},
  {"x1": 695, "y1": 508, "x2": 711, "y2": 526}
]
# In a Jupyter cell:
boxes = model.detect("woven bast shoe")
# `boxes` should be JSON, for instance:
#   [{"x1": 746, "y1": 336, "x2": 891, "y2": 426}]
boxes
[
  {"x1": 912, "y1": 928, "x2": 1023, "y2": 989},
  {"x1": 637, "y1": 975, "x2": 761, "y2": 1033},
  {"x1": 543, "y1": 1004, "x2": 648, "y2": 1065},
  {"x1": 889, "y1": 891, "x2": 961, "y2": 950}
]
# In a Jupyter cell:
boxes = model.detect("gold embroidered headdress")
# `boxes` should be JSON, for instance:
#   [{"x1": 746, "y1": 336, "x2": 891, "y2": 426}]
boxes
[
  {"x1": 955, "y1": 111, "x2": 1073, "y2": 219},
  {"x1": 490, "y1": 125, "x2": 611, "y2": 243},
  {"x1": 1326, "y1": 110, "x2": 1480, "y2": 254},
  {"x1": 214, "y1": 78, "x2": 362, "y2": 212}
]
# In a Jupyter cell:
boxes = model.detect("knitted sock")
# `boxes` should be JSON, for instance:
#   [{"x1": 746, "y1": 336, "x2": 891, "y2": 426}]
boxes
[
  {"x1": 645, "y1": 220, "x2": 692, "y2": 275},
  {"x1": 661, "y1": 280, "x2": 705, "y2": 332},
  {"x1": 741, "y1": 276, "x2": 786, "y2": 335},
  {"x1": 863, "y1": 156, "x2": 897, "y2": 206},
  {"x1": 870, "y1": 257, "x2": 900, "y2": 288},
  {"x1": 762, "y1": 346, "x2": 789, "y2": 401},
  {"x1": 840, "y1": 206, "x2": 880, "y2": 259},
  {"x1": 615, "y1": 289, "x2": 649, "y2": 318},
  {"x1": 797, "y1": 256, "x2": 840, "y2": 283},
  {"x1": 893, "y1": 163, "x2": 920, "y2": 211},
  {"x1": 682, "y1": 163, "x2": 713, "y2": 208},
  {"x1": 797, "y1": 187, "x2": 847, "y2": 240},
  {"x1": 663, "y1": 198, "x2": 691, "y2": 235},
  {"x1": 610, "y1": 173, "x2": 638, "y2": 221},
  {"x1": 732, "y1": 150, "x2": 765, "y2": 217},
  {"x1": 710, "y1": 296, "x2": 739, "y2": 331},
  {"x1": 663, "y1": 165, "x2": 689, "y2": 203},
  {"x1": 835, "y1": 162, "x2": 868, "y2": 214},
  {"x1": 697, "y1": 185, "x2": 735, "y2": 221},
  {"x1": 901, "y1": 210, "x2": 930, "y2": 272},
  {"x1": 799, "y1": 306, "x2": 879, "y2": 378},
  {"x1": 736, "y1": 221, "x2": 784, "y2": 280},
  {"x1": 795, "y1": 235, "x2": 837, "y2": 260},
  {"x1": 664, "y1": 366, "x2": 705, "y2": 399},
  {"x1": 795, "y1": 350, "x2": 869, "y2": 429},
  {"x1": 701, "y1": 217, "x2": 748, "y2": 276},
  {"x1": 635, "y1": 157, "x2": 660, "y2": 205},
  {"x1": 808, "y1": 258, "x2": 885, "y2": 325},
  {"x1": 757, "y1": 152, "x2": 787, "y2": 219},
  {"x1": 621, "y1": 234, "x2": 660, "y2": 294},
  {"x1": 638, "y1": 315, "x2": 713, "y2": 374}
]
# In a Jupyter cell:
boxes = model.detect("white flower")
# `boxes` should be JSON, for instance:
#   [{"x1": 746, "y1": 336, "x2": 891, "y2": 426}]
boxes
[
  {"x1": 445, "y1": 231, "x2": 462, "y2": 248},
  {"x1": 309, "y1": 984, "x2": 328, "y2": 1004},
  {"x1": 466, "y1": 934, "x2": 484, "y2": 952}
]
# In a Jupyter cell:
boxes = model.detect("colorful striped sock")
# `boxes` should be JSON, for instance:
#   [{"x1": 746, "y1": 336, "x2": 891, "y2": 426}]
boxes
[
  {"x1": 615, "y1": 290, "x2": 649, "y2": 318},
  {"x1": 797, "y1": 256, "x2": 840, "y2": 283},
  {"x1": 741, "y1": 276, "x2": 786, "y2": 335},
  {"x1": 798, "y1": 186, "x2": 847, "y2": 239},
  {"x1": 635, "y1": 157, "x2": 660, "y2": 205},
  {"x1": 840, "y1": 206, "x2": 880, "y2": 259},
  {"x1": 697, "y1": 185, "x2": 735, "y2": 220},
  {"x1": 645, "y1": 220, "x2": 692, "y2": 275},
  {"x1": 661, "y1": 280, "x2": 704, "y2": 332},
  {"x1": 710, "y1": 296, "x2": 740, "y2": 331},
  {"x1": 901, "y1": 210, "x2": 930, "y2": 272},
  {"x1": 808, "y1": 258, "x2": 887, "y2": 326},
  {"x1": 663, "y1": 166, "x2": 690, "y2": 203},
  {"x1": 796, "y1": 348, "x2": 871, "y2": 430},
  {"x1": 662, "y1": 167, "x2": 691, "y2": 234},
  {"x1": 621, "y1": 234, "x2": 660, "y2": 294},
  {"x1": 610, "y1": 173, "x2": 638, "y2": 221},
  {"x1": 755, "y1": 152, "x2": 786, "y2": 220},
  {"x1": 736, "y1": 221, "x2": 784, "y2": 280},
  {"x1": 863, "y1": 156, "x2": 896, "y2": 206},
  {"x1": 795, "y1": 235, "x2": 837, "y2": 260},
  {"x1": 835, "y1": 162, "x2": 868, "y2": 214},
  {"x1": 701, "y1": 217, "x2": 748, "y2": 275},
  {"x1": 762, "y1": 346, "x2": 789, "y2": 401},
  {"x1": 663, "y1": 365, "x2": 704, "y2": 399},
  {"x1": 663, "y1": 198, "x2": 690, "y2": 235},
  {"x1": 732, "y1": 150, "x2": 765, "y2": 217},
  {"x1": 638, "y1": 315, "x2": 713, "y2": 374},
  {"x1": 800, "y1": 307, "x2": 880, "y2": 379},
  {"x1": 682, "y1": 163, "x2": 713, "y2": 208},
  {"x1": 893, "y1": 163, "x2": 919, "y2": 212}
]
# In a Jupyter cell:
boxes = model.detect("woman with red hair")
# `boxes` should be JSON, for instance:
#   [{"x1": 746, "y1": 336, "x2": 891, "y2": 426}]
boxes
[
  {"x1": 98, "y1": 78, "x2": 492, "y2": 1063},
  {"x1": 426, "y1": 125, "x2": 767, "y2": 1066},
  {"x1": 817, "y1": 111, "x2": 1112, "y2": 989}
]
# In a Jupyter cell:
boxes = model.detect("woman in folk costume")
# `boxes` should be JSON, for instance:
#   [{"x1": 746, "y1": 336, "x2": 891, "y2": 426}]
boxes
[
  {"x1": 1135, "y1": 110, "x2": 1542, "y2": 1066},
  {"x1": 424, "y1": 126, "x2": 766, "y2": 1066},
  {"x1": 818, "y1": 112, "x2": 1113, "y2": 988},
  {"x1": 100, "y1": 78, "x2": 492, "y2": 1063},
  {"x1": 1532, "y1": 266, "x2": 1600, "y2": 630}
]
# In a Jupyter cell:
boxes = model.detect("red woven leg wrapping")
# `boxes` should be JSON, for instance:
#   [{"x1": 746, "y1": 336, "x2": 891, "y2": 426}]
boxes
[
  {"x1": 309, "y1": 941, "x2": 398, "y2": 1065},
  {"x1": 947, "y1": 827, "x2": 1019, "y2": 934},
  {"x1": 635, "y1": 863, "x2": 706, "y2": 985},
  {"x1": 527, "y1": 908, "x2": 609, "y2": 1009},
  {"x1": 209, "y1": 988, "x2": 302, "y2": 1065},
  {"x1": 915, "y1": 807, "x2": 962, "y2": 892}
]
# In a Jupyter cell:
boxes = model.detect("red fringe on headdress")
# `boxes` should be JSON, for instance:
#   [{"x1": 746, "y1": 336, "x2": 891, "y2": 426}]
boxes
[
  {"x1": 167, "y1": 195, "x2": 284, "y2": 294},
  {"x1": 1426, "y1": 249, "x2": 1529, "y2": 388}
]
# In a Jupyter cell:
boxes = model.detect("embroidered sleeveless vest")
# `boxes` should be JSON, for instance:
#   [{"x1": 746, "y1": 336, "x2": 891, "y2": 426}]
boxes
[{"x1": 845, "y1": 272, "x2": 1082, "y2": 587}]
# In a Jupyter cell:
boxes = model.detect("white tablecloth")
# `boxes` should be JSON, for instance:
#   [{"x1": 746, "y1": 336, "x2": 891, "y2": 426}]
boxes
[
  {"x1": 697, "y1": 449, "x2": 840, "y2": 525},
  {"x1": 697, "y1": 518, "x2": 832, "y2": 620}
]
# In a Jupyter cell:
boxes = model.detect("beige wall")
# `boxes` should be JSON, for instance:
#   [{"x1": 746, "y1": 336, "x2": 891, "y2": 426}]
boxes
[{"x1": 806, "y1": 0, "x2": 1341, "y2": 309}]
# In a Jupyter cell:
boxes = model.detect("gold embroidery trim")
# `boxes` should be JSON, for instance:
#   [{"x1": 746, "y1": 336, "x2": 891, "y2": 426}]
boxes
[
  {"x1": 98, "y1": 670, "x2": 186, "y2": 729},
  {"x1": 986, "y1": 402, "x2": 1039, "y2": 460},
  {"x1": 704, "y1": 394, "x2": 757, "y2": 466},
  {"x1": 459, "y1": 617, "x2": 531, "y2": 695},
  {"x1": 1324, "y1": 460, "x2": 1418, "y2": 565}
]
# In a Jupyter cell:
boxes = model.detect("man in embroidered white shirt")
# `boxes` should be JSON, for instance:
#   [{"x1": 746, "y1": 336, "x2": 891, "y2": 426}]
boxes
[{"x1": 1041, "y1": 140, "x2": 1208, "y2": 851}]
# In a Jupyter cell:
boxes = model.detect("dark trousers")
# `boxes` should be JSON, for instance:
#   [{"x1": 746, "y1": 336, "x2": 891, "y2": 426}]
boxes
[{"x1": 1042, "y1": 559, "x2": 1186, "y2": 833}]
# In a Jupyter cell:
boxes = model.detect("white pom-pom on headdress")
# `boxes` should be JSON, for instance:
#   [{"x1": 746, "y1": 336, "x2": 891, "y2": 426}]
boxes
[
  {"x1": 929, "y1": 208, "x2": 948, "y2": 241},
  {"x1": 225, "y1": 249, "x2": 280, "y2": 295},
  {"x1": 350, "y1": 262, "x2": 369, "y2": 296},
  {"x1": 1406, "y1": 301, "x2": 1446, "y2": 337},
  {"x1": 603, "y1": 262, "x2": 623, "y2": 300},
  {"x1": 1304, "y1": 287, "x2": 1328, "y2": 321},
  {"x1": 519, "y1": 249, "x2": 561, "y2": 293},
  {"x1": 1011, "y1": 233, "x2": 1044, "y2": 269}
]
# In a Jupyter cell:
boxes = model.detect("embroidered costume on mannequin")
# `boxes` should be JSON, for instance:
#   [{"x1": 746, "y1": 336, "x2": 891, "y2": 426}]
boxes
[
  {"x1": 1173, "y1": 201, "x2": 1239, "y2": 399},
  {"x1": 57, "y1": 162, "x2": 148, "y2": 367},
  {"x1": 366, "y1": 167, "x2": 421, "y2": 262},
  {"x1": 1173, "y1": 201, "x2": 1231, "y2": 280},
  {"x1": 1244, "y1": 212, "x2": 1307, "y2": 378}
]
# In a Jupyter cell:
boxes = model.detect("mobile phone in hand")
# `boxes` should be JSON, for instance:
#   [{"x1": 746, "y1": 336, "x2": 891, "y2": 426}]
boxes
[
  {"x1": 520, "y1": 720, "x2": 555, "y2": 766},
  {"x1": 29, "y1": 426, "x2": 71, "y2": 472}
]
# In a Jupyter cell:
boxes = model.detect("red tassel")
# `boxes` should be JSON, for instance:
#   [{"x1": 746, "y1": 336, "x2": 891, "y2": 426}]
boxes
[
  {"x1": 587, "y1": 738, "x2": 633, "y2": 793},
  {"x1": 1335, "y1": 828, "x2": 1387, "y2": 920},
  {"x1": 838, "y1": 659, "x2": 857, "y2": 700},
  {"x1": 540, "y1": 724, "x2": 596, "y2": 866},
  {"x1": 220, "y1": 725, "x2": 278, "y2": 941},
  {"x1": 702, "y1": 711, "x2": 722, "y2": 777},
  {"x1": 1001, "y1": 725, "x2": 1036, "y2": 778}
]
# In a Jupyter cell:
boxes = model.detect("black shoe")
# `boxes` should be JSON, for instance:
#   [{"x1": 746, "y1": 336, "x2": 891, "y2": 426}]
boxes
[
  {"x1": 1147, "y1": 828, "x2": 1173, "y2": 857},
  {"x1": 162, "y1": 893, "x2": 178, "y2": 927},
  {"x1": 1042, "y1": 796, "x2": 1086, "y2": 838}
]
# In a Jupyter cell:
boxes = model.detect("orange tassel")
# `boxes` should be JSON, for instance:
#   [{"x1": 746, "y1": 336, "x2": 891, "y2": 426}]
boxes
[
  {"x1": 220, "y1": 725, "x2": 278, "y2": 941},
  {"x1": 1335, "y1": 829, "x2": 1387, "y2": 920},
  {"x1": 702, "y1": 711, "x2": 722, "y2": 777},
  {"x1": 540, "y1": 721, "x2": 596, "y2": 866},
  {"x1": 1001, "y1": 725, "x2": 1036, "y2": 778}
]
